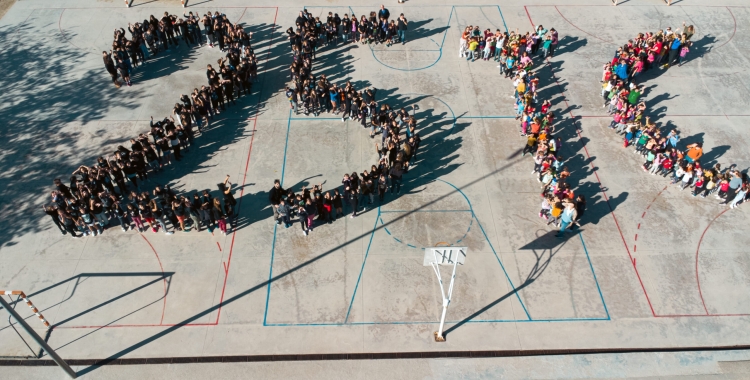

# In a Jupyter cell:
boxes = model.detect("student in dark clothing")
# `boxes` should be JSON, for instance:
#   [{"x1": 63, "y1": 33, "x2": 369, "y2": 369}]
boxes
[
  {"x1": 102, "y1": 51, "x2": 120, "y2": 88},
  {"x1": 389, "y1": 163, "x2": 404, "y2": 194},
  {"x1": 58, "y1": 209, "x2": 80, "y2": 238},
  {"x1": 269, "y1": 179, "x2": 286, "y2": 224},
  {"x1": 332, "y1": 188, "x2": 344, "y2": 218},
  {"x1": 115, "y1": 57, "x2": 131, "y2": 87},
  {"x1": 43, "y1": 205, "x2": 66, "y2": 235},
  {"x1": 348, "y1": 188, "x2": 359, "y2": 218},
  {"x1": 572, "y1": 195, "x2": 586, "y2": 229},
  {"x1": 298, "y1": 202, "x2": 309, "y2": 235},
  {"x1": 378, "y1": 174, "x2": 388, "y2": 202},
  {"x1": 277, "y1": 199, "x2": 292, "y2": 228},
  {"x1": 396, "y1": 14, "x2": 408, "y2": 44},
  {"x1": 303, "y1": 198, "x2": 318, "y2": 233}
]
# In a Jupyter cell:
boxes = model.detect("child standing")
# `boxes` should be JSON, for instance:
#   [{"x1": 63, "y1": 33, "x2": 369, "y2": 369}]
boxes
[
  {"x1": 679, "y1": 40, "x2": 691, "y2": 66},
  {"x1": 467, "y1": 37, "x2": 479, "y2": 61},
  {"x1": 277, "y1": 199, "x2": 291, "y2": 228}
]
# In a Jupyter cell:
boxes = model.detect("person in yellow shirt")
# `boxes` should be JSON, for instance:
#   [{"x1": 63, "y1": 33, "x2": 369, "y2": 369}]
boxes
[
  {"x1": 517, "y1": 80, "x2": 526, "y2": 94},
  {"x1": 467, "y1": 37, "x2": 479, "y2": 62},
  {"x1": 522, "y1": 134, "x2": 537, "y2": 157}
]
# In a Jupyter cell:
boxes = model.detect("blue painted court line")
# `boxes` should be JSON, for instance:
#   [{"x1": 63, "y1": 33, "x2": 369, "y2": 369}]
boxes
[
  {"x1": 439, "y1": 6, "x2": 454, "y2": 48},
  {"x1": 263, "y1": 109, "x2": 293, "y2": 326},
  {"x1": 369, "y1": 49, "x2": 441, "y2": 52},
  {"x1": 264, "y1": 111, "x2": 610, "y2": 327},
  {"x1": 460, "y1": 116, "x2": 516, "y2": 119},
  {"x1": 290, "y1": 115, "x2": 516, "y2": 121},
  {"x1": 379, "y1": 209, "x2": 472, "y2": 213},
  {"x1": 452, "y1": 5, "x2": 508, "y2": 33},
  {"x1": 378, "y1": 205, "x2": 473, "y2": 249},
  {"x1": 279, "y1": 109, "x2": 292, "y2": 187},
  {"x1": 266, "y1": 317, "x2": 610, "y2": 327},
  {"x1": 364, "y1": 6, "x2": 453, "y2": 71},
  {"x1": 344, "y1": 208, "x2": 381, "y2": 323},
  {"x1": 579, "y1": 231, "x2": 611, "y2": 320},
  {"x1": 436, "y1": 178, "x2": 532, "y2": 320},
  {"x1": 263, "y1": 223, "x2": 278, "y2": 326},
  {"x1": 497, "y1": 5, "x2": 509, "y2": 33},
  {"x1": 303, "y1": 5, "x2": 507, "y2": 71}
]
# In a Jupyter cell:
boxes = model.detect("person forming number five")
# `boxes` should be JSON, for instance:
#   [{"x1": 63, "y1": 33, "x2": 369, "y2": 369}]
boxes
[{"x1": 397, "y1": 14, "x2": 408, "y2": 45}]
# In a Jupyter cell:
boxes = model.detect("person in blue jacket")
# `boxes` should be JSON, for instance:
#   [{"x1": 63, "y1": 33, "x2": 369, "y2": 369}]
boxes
[
  {"x1": 614, "y1": 59, "x2": 629, "y2": 81},
  {"x1": 665, "y1": 35, "x2": 682, "y2": 68}
]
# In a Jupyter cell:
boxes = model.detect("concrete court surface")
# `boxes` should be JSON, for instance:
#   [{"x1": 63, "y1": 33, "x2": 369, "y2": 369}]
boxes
[
  {"x1": 9, "y1": 350, "x2": 750, "y2": 379},
  {"x1": 0, "y1": 0, "x2": 750, "y2": 377}
]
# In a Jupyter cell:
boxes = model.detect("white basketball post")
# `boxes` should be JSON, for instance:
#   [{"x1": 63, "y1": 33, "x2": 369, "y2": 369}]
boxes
[{"x1": 423, "y1": 247, "x2": 467, "y2": 342}]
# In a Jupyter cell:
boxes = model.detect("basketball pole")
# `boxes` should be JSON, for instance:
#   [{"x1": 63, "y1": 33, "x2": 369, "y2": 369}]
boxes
[
  {"x1": 432, "y1": 253, "x2": 459, "y2": 342},
  {"x1": 0, "y1": 296, "x2": 77, "y2": 379}
]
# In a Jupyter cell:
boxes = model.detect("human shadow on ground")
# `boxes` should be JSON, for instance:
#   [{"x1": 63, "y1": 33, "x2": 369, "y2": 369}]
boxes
[
  {"x1": 554, "y1": 36, "x2": 588, "y2": 57},
  {"x1": 72, "y1": 152, "x2": 530, "y2": 376},
  {"x1": 442, "y1": 229, "x2": 580, "y2": 338},
  {"x1": 529, "y1": 58, "x2": 628, "y2": 230},
  {"x1": 215, "y1": 36, "x2": 467, "y2": 231},
  {"x1": 0, "y1": 271, "x2": 173, "y2": 359},
  {"x1": 0, "y1": 18, "x2": 291, "y2": 248}
]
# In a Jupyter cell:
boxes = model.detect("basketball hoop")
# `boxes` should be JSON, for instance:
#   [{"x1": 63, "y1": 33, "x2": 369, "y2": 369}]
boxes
[{"x1": 423, "y1": 247, "x2": 467, "y2": 342}]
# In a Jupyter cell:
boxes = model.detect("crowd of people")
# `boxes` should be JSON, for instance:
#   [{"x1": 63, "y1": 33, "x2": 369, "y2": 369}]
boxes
[
  {"x1": 271, "y1": 8, "x2": 421, "y2": 236},
  {"x1": 601, "y1": 27, "x2": 749, "y2": 209},
  {"x1": 287, "y1": 6, "x2": 409, "y2": 51},
  {"x1": 45, "y1": 15, "x2": 261, "y2": 238},
  {"x1": 499, "y1": 24, "x2": 586, "y2": 238},
  {"x1": 103, "y1": 11, "x2": 255, "y2": 88},
  {"x1": 459, "y1": 25, "x2": 559, "y2": 64},
  {"x1": 604, "y1": 22, "x2": 694, "y2": 85}
]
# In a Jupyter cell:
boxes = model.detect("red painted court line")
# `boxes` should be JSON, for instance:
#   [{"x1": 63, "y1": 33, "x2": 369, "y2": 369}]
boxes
[
  {"x1": 58, "y1": 9, "x2": 87, "y2": 53},
  {"x1": 524, "y1": 4, "x2": 750, "y2": 7},
  {"x1": 695, "y1": 209, "x2": 730, "y2": 316},
  {"x1": 579, "y1": 115, "x2": 750, "y2": 118},
  {"x1": 12, "y1": 9, "x2": 35, "y2": 40},
  {"x1": 139, "y1": 235, "x2": 168, "y2": 326},
  {"x1": 655, "y1": 313, "x2": 750, "y2": 318},
  {"x1": 213, "y1": 6, "x2": 278, "y2": 325},
  {"x1": 525, "y1": 7, "x2": 658, "y2": 317},
  {"x1": 40, "y1": 6, "x2": 276, "y2": 9},
  {"x1": 532, "y1": 1, "x2": 748, "y2": 318},
  {"x1": 50, "y1": 235, "x2": 219, "y2": 330},
  {"x1": 50, "y1": 9, "x2": 278, "y2": 330},
  {"x1": 236, "y1": 7, "x2": 248, "y2": 24},
  {"x1": 216, "y1": 242, "x2": 222, "y2": 251},
  {"x1": 716, "y1": 7, "x2": 737, "y2": 49},
  {"x1": 54, "y1": 323, "x2": 216, "y2": 329},
  {"x1": 554, "y1": 6, "x2": 615, "y2": 45},
  {"x1": 524, "y1": 6, "x2": 534, "y2": 28}
]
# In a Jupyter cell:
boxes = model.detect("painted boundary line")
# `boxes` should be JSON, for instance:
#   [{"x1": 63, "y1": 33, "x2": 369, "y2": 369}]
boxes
[
  {"x1": 526, "y1": 5, "x2": 658, "y2": 318},
  {"x1": 46, "y1": 7, "x2": 279, "y2": 330},
  {"x1": 303, "y1": 5, "x2": 508, "y2": 71},
  {"x1": 16, "y1": 344, "x2": 750, "y2": 367},
  {"x1": 525, "y1": 4, "x2": 736, "y2": 51},
  {"x1": 264, "y1": 12, "x2": 609, "y2": 322},
  {"x1": 525, "y1": 6, "x2": 750, "y2": 319},
  {"x1": 264, "y1": 155, "x2": 609, "y2": 325}
]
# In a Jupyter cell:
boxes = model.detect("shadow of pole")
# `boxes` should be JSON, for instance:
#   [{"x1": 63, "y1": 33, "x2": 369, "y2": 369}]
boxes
[{"x1": 75, "y1": 155, "x2": 525, "y2": 376}]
